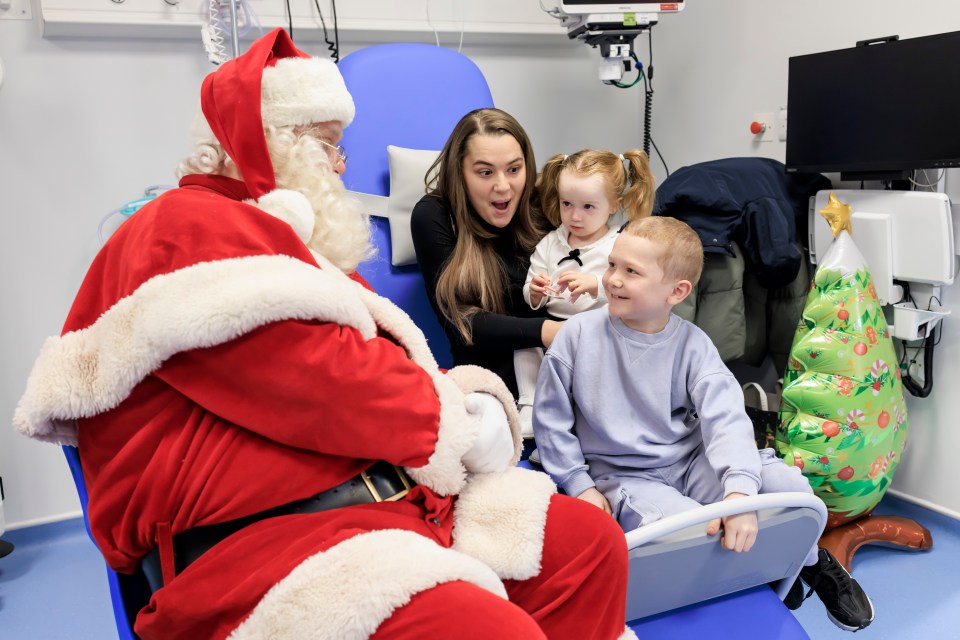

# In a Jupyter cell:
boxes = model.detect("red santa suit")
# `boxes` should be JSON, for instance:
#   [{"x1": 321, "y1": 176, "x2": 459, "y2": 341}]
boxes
[{"x1": 15, "y1": 28, "x2": 633, "y2": 640}]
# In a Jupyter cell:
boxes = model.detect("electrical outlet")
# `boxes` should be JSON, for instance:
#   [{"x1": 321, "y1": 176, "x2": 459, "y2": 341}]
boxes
[{"x1": 777, "y1": 107, "x2": 788, "y2": 142}]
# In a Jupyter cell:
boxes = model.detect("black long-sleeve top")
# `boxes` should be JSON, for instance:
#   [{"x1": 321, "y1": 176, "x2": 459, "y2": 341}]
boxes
[{"x1": 410, "y1": 194, "x2": 547, "y2": 397}]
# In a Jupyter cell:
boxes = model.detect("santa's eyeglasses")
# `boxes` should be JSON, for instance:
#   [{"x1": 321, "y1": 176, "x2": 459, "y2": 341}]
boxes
[{"x1": 319, "y1": 139, "x2": 348, "y2": 164}]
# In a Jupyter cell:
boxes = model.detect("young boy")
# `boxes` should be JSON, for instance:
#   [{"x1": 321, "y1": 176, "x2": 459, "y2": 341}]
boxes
[{"x1": 532, "y1": 216, "x2": 874, "y2": 631}]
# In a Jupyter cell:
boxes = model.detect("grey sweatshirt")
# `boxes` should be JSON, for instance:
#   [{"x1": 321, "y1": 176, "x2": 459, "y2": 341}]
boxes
[{"x1": 533, "y1": 310, "x2": 761, "y2": 500}]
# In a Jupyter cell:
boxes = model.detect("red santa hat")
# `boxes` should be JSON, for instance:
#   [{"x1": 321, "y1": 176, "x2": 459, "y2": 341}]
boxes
[{"x1": 200, "y1": 28, "x2": 355, "y2": 201}]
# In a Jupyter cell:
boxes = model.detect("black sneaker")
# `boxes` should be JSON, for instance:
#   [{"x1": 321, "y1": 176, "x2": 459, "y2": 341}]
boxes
[
  {"x1": 781, "y1": 575, "x2": 806, "y2": 611},
  {"x1": 799, "y1": 548, "x2": 874, "y2": 631}
]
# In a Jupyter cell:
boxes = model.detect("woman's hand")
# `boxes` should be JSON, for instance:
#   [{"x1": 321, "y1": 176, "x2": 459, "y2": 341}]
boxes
[{"x1": 541, "y1": 319, "x2": 564, "y2": 348}]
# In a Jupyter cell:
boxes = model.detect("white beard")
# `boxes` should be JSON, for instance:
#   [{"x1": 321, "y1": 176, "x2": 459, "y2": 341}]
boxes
[{"x1": 272, "y1": 137, "x2": 374, "y2": 273}]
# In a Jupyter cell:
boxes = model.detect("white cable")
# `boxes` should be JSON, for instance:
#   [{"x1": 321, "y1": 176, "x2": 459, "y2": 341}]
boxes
[
  {"x1": 201, "y1": 0, "x2": 261, "y2": 64},
  {"x1": 201, "y1": 0, "x2": 229, "y2": 64},
  {"x1": 425, "y1": 0, "x2": 441, "y2": 47},
  {"x1": 457, "y1": 0, "x2": 465, "y2": 52},
  {"x1": 908, "y1": 168, "x2": 945, "y2": 190},
  {"x1": 97, "y1": 209, "x2": 122, "y2": 245}
]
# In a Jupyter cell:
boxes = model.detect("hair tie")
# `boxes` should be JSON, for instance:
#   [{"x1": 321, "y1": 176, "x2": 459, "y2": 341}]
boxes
[
  {"x1": 563, "y1": 154, "x2": 569, "y2": 161},
  {"x1": 620, "y1": 153, "x2": 631, "y2": 188}
]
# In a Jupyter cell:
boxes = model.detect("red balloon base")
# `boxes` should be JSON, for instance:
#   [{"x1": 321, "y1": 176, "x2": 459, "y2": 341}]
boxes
[{"x1": 818, "y1": 514, "x2": 933, "y2": 572}]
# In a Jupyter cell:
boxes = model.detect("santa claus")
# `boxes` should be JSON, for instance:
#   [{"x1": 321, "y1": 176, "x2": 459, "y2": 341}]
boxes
[{"x1": 15, "y1": 28, "x2": 633, "y2": 639}]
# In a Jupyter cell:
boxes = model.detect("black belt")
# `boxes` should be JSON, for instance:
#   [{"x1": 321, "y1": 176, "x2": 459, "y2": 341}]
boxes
[{"x1": 141, "y1": 460, "x2": 413, "y2": 592}]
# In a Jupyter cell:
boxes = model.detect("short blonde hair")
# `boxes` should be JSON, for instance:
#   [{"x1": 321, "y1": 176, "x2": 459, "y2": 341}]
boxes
[{"x1": 621, "y1": 216, "x2": 704, "y2": 284}]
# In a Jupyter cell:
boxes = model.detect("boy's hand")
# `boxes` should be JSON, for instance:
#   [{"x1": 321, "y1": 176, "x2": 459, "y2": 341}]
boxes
[
  {"x1": 557, "y1": 271, "x2": 599, "y2": 303},
  {"x1": 706, "y1": 493, "x2": 758, "y2": 552},
  {"x1": 576, "y1": 487, "x2": 612, "y2": 515},
  {"x1": 529, "y1": 273, "x2": 553, "y2": 307}
]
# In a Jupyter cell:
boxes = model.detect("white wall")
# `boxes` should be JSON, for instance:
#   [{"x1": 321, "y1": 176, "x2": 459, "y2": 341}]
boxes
[{"x1": 3, "y1": 1, "x2": 959, "y2": 528}]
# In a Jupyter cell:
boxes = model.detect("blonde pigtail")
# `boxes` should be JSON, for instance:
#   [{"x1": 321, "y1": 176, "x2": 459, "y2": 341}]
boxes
[
  {"x1": 620, "y1": 149, "x2": 655, "y2": 222},
  {"x1": 535, "y1": 154, "x2": 568, "y2": 229}
]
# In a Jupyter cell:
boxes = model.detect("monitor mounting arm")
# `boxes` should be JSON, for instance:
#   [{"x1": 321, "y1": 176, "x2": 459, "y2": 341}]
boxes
[{"x1": 561, "y1": 12, "x2": 657, "y2": 81}]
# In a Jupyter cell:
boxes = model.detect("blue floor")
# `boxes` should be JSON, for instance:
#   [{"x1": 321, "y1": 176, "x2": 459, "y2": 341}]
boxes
[
  {"x1": 0, "y1": 518, "x2": 116, "y2": 639},
  {"x1": 789, "y1": 495, "x2": 960, "y2": 639},
  {"x1": 0, "y1": 494, "x2": 957, "y2": 639}
]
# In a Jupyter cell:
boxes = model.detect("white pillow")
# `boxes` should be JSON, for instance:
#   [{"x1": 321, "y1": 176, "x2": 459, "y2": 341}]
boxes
[{"x1": 386, "y1": 145, "x2": 440, "y2": 266}]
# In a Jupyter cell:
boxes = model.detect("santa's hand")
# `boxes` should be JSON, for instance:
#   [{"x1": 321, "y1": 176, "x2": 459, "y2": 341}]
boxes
[{"x1": 461, "y1": 392, "x2": 514, "y2": 474}]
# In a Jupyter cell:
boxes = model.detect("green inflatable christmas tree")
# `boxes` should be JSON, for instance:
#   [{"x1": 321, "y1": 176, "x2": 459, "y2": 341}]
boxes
[{"x1": 778, "y1": 192, "x2": 930, "y2": 568}]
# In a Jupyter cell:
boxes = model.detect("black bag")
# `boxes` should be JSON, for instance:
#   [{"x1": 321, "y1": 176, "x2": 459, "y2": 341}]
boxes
[{"x1": 742, "y1": 381, "x2": 781, "y2": 450}]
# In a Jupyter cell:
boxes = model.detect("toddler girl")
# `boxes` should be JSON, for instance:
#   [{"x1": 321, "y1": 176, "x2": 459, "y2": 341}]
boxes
[{"x1": 515, "y1": 148, "x2": 655, "y2": 436}]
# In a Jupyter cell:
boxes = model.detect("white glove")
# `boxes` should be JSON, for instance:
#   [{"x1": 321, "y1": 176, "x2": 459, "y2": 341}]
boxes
[{"x1": 461, "y1": 392, "x2": 515, "y2": 474}]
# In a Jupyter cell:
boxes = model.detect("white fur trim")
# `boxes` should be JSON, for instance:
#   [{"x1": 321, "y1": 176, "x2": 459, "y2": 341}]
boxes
[
  {"x1": 452, "y1": 467, "x2": 557, "y2": 580},
  {"x1": 353, "y1": 287, "x2": 438, "y2": 371},
  {"x1": 227, "y1": 529, "x2": 506, "y2": 640},
  {"x1": 446, "y1": 365, "x2": 523, "y2": 466},
  {"x1": 261, "y1": 57, "x2": 355, "y2": 128},
  {"x1": 248, "y1": 189, "x2": 315, "y2": 242},
  {"x1": 14, "y1": 255, "x2": 375, "y2": 445},
  {"x1": 619, "y1": 626, "x2": 639, "y2": 640}
]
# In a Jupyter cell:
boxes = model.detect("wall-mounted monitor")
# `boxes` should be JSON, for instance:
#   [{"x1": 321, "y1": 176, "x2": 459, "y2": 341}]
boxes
[
  {"x1": 559, "y1": 1, "x2": 684, "y2": 15},
  {"x1": 786, "y1": 31, "x2": 960, "y2": 182}
]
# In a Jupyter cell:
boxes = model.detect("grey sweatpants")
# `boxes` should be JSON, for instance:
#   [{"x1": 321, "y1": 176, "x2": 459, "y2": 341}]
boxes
[{"x1": 595, "y1": 446, "x2": 819, "y2": 567}]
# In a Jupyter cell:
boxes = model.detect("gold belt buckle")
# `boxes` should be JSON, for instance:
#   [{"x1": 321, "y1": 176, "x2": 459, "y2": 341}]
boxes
[{"x1": 360, "y1": 464, "x2": 412, "y2": 502}]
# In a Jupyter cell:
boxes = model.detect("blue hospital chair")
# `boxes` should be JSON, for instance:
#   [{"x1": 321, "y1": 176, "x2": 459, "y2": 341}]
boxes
[
  {"x1": 62, "y1": 42, "x2": 819, "y2": 640},
  {"x1": 340, "y1": 42, "x2": 494, "y2": 369},
  {"x1": 63, "y1": 444, "x2": 147, "y2": 640}
]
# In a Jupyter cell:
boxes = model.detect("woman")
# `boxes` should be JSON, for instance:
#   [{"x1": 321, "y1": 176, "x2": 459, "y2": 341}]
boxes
[{"x1": 411, "y1": 108, "x2": 563, "y2": 399}]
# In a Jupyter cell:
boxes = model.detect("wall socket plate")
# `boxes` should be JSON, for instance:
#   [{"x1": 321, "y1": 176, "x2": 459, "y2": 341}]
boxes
[{"x1": 777, "y1": 107, "x2": 788, "y2": 142}]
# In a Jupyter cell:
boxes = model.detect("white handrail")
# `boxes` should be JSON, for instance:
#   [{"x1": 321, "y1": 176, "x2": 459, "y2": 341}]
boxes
[{"x1": 624, "y1": 492, "x2": 826, "y2": 547}]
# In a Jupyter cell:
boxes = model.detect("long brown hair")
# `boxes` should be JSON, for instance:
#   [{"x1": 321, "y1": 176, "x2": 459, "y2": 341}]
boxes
[
  {"x1": 426, "y1": 108, "x2": 545, "y2": 344},
  {"x1": 537, "y1": 148, "x2": 655, "y2": 228}
]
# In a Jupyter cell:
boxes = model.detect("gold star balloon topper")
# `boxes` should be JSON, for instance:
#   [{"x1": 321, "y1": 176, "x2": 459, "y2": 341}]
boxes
[{"x1": 819, "y1": 192, "x2": 853, "y2": 238}]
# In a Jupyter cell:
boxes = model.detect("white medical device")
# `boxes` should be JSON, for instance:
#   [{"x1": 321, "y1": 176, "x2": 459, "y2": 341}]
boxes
[
  {"x1": 555, "y1": 1, "x2": 684, "y2": 81},
  {"x1": 559, "y1": 1, "x2": 685, "y2": 16},
  {"x1": 808, "y1": 189, "x2": 956, "y2": 340}
]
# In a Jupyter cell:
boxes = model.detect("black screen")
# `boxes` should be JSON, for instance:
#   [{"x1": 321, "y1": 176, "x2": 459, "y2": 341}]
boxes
[{"x1": 786, "y1": 31, "x2": 960, "y2": 178}]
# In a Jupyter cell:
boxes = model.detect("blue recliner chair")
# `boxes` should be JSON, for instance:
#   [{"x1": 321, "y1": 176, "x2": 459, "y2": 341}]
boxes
[
  {"x1": 339, "y1": 42, "x2": 493, "y2": 369},
  {"x1": 63, "y1": 444, "x2": 148, "y2": 640},
  {"x1": 63, "y1": 42, "x2": 818, "y2": 640}
]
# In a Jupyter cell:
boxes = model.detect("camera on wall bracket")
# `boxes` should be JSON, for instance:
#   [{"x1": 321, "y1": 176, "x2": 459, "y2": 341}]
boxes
[{"x1": 561, "y1": 13, "x2": 656, "y2": 81}]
